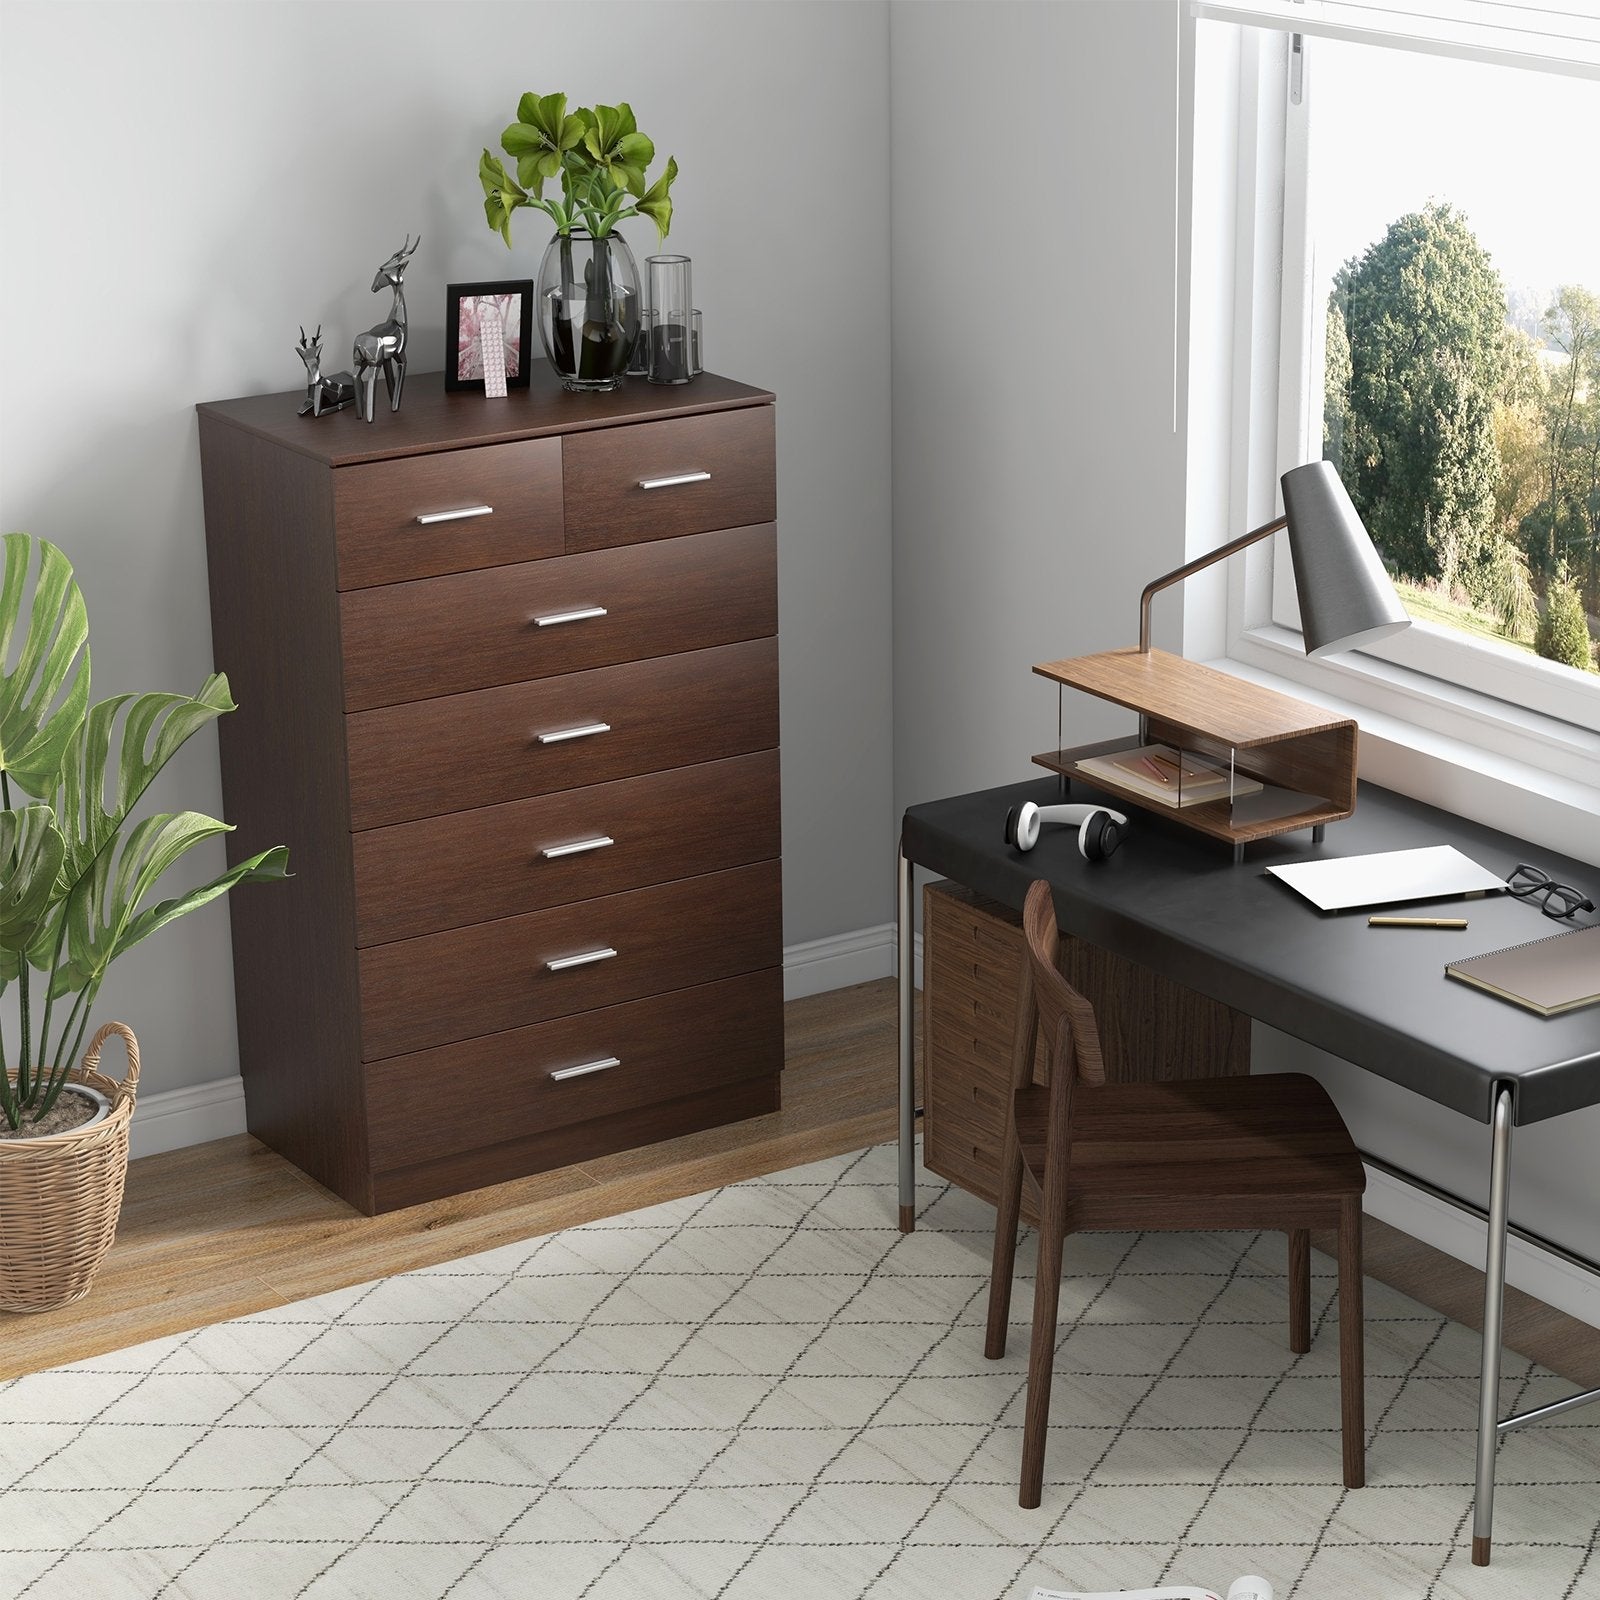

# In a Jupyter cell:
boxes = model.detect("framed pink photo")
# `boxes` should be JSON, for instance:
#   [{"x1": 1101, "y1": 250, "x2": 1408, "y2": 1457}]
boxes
[{"x1": 444, "y1": 280, "x2": 534, "y2": 392}]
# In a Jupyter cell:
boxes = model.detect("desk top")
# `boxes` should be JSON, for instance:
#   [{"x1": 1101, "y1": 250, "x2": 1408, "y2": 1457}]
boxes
[{"x1": 903, "y1": 777, "x2": 1600, "y2": 1126}]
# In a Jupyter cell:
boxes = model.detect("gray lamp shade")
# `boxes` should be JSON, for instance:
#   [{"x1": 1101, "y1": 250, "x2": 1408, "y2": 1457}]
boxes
[{"x1": 1281, "y1": 460, "x2": 1411, "y2": 659}]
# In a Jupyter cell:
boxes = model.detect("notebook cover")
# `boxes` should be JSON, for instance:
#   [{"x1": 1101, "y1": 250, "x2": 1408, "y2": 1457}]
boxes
[{"x1": 1445, "y1": 921, "x2": 1600, "y2": 1017}]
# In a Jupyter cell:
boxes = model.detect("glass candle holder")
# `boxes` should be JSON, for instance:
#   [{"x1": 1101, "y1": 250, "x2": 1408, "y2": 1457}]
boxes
[{"x1": 646, "y1": 255, "x2": 694, "y2": 384}]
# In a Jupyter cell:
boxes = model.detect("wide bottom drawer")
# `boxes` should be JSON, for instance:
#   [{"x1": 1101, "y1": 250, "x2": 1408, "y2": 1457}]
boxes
[
  {"x1": 366, "y1": 968, "x2": 782, "y2": 1173},
  {"x1": 359, "y1": 859, "x2": 782, "y2": 1059}
]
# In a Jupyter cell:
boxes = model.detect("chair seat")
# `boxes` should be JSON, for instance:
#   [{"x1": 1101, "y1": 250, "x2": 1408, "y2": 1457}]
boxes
[{"x1": 1014, "y1": 1071, "x2": 1364, "y2": 1230}]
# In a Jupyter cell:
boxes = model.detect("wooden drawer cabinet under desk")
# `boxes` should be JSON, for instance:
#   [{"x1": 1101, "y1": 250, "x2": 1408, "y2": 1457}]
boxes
[
  {"x1": 921, "y1": 882, "x2": 1251, "y2": 1211},
  {"x1": 196, "y1": 371, "x2": 781, "y2": 1214}
]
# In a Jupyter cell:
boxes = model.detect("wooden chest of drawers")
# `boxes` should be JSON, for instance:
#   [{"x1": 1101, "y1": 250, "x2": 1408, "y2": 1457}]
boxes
[{"x1": 197, "y1": 371, "x2": 781, "y2": 1213}]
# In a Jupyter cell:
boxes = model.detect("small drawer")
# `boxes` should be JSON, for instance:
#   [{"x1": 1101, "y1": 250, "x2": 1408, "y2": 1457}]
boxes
[
  {"x1": 332, "y1": 438, "x2": 562, "y2": 589},
  {"x1": 358, "y1": 859, "x2": 782, "y2": 1059},
  {"x1": 345, "y1": 636, "x2": 778, "y2": 830},
  {"x1": 340, "y1": 522, "x2": 776, "y2": 711},
  {"x1": 365, "y1": 968, "x2": 783, "y2": 1171},
  {"x1": 352, "y1": 750, "x2": 781, "y2": 946},
  {"x1": 564, "y1": 407, "x2": 775, "y2": 552}
]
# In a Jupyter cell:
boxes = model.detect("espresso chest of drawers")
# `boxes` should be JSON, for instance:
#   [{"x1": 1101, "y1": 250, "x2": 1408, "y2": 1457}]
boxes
[{"x1": 196, "y1": 371, "x2": 781, "y2": 1213}]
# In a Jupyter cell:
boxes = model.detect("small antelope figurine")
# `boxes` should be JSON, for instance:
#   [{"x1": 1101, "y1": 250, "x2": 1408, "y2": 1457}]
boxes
[
  {"x1": 294, "y1": 325, "x2": 356, "y2": 418},
  {"x1": 353, "y1": 235, "x2": 420, "y2": 423}
]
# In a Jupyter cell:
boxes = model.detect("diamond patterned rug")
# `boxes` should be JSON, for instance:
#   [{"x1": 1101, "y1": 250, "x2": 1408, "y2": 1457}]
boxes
[{"x1": 2, "y1": 1142, "x2": 1598, "y2": 1600}]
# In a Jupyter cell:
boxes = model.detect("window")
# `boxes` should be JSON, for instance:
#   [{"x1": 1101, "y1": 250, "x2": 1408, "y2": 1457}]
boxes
[{"x1": 1203, "y1": 12, "x2": 1600, "y2": 766}]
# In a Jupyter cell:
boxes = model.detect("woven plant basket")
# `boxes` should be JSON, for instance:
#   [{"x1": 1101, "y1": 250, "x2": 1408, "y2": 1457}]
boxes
[{"x1": 0, "y1": 1023, "x2": 140, "y2": 1313}]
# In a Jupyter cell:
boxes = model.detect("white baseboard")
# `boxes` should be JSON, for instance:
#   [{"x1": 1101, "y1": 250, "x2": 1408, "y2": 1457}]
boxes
[
  {"x1": 129, "y1": 1074, "x2": 247, "y2": 1160},
  {"x1": 782, "y1": 923, "x2": 897, "y2": 999},
  {"x1": 1363, "y1": 1163, "x2": 1600, "y2": 1331}
]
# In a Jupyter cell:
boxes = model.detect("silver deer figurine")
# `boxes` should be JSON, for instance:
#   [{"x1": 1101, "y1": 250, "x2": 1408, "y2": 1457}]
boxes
[
  {"x1": 353, "y1": 235, "x2": 420, "y2": 423},
  {"x1": 294, "y1": 325, "x2": 356, "y2": 418}
]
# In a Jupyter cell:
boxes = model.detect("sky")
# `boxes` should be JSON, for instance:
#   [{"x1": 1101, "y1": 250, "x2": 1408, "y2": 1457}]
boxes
[{"x1": 1308, "y1": 38, "x2": 1599, "y2": 311}]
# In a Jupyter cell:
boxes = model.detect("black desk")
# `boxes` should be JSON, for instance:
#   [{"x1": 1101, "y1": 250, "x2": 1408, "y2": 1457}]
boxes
[{"x1": 897, "y1": 775, "x2": 1600, "y2": 1565}]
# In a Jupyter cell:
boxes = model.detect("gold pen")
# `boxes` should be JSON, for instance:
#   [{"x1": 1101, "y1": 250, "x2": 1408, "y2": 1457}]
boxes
[{"x1": 1368, "y1": 916, "x2": 1468, "y2": 929}]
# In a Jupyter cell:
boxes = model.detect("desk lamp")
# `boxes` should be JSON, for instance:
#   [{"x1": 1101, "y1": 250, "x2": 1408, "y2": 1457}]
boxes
[
  {"x1": 1139, "y1": 459, "x2": 1410, "y2": 656},
  {"x1": 1034, "y1": 460, "x2": 1409, "y2": 855}
]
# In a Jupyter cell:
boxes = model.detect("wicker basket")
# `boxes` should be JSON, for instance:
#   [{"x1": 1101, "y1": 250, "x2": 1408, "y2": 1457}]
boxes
[{"x1": 0, "y1": 1023, "x2": 140, "y2": 1313}]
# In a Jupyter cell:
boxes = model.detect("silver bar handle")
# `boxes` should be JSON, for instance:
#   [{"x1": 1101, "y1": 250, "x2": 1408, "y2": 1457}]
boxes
[
  {"x1": 537, "y1": 722, "x2": 610, "y2": 745},
  {"x1": 415, "y1": 504, "x2": 493, "y2": 525},
  {"x1": 534, "y1": 605, "x2": 608, "y2": 628},
  {"x1": 540, "y1": 836, "x2": 614, "y2": 860},
  {"x1": 549, "y1": 1056, "x2": 621, "y2": 1082},
  {"x1": 638, "y1": 471, "x2": 711, "y2": 491},
  {"x1": 546, "y1": 947, "x2": 618, "y2": 972}
]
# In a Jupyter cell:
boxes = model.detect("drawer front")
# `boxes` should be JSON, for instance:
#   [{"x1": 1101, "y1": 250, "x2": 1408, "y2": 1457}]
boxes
[
  {"x1": 352, "y1": 751, "x2": 781, "y2": 946},
  {"x1": 346, "y1": 636, "x2": 778, "y2": 830},
  {"x1": 332, "y1": 438, "x2": 563, "y2": 589},
  {"x1": 366, "y1": 969, "x2": 782, "y2": 1171},
  {"x1": 564, "y1": 407, "x2": 775, "y2": 552},
  {"x1": 340, "y1": 522, "x2": 776, "y2": 711},
  {"x1": 359, "y1": 859, "x2": 782, "y2": 1059}
]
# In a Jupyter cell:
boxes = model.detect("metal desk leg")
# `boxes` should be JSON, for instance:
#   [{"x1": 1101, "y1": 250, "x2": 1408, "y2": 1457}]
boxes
[
  {"x1": 1472, "y1": 1083, "x2": 1515, "y2": 1566},
  {"x1": 897, "y1": 847, "x2": 916, "y2": 1233}
]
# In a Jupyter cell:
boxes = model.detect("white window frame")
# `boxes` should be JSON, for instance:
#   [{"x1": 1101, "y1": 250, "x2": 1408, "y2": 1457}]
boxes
[{"x1": 1206, "y1": 22, "x2": 1600, "y2": 790}]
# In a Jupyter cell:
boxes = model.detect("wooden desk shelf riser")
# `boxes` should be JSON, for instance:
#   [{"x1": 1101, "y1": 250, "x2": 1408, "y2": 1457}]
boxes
[{"x1": 1033, "y1": 648, "x2": 1357, "y2": 854}]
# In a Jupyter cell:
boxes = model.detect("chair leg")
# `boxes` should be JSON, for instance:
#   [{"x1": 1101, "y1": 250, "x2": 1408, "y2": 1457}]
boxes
[
  {"x1": 1019, "y1": 1203, "x2": 1066, "y2": 1509},
  {"x1": 1289, "y1": 1228, "x2": 1311, "y2": 1355},
  {"x1": 985, "y1": 1119, "x2": 1026, "y2": 1361},
  {"x1": 1338, "y1": 1195, "x2": 1365, "y2": 1489}
]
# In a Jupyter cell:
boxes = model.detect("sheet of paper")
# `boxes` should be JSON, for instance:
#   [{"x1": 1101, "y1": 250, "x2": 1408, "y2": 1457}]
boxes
[{"x1": 1266, "y1": 845, "x2": 1506, "y2": 913}]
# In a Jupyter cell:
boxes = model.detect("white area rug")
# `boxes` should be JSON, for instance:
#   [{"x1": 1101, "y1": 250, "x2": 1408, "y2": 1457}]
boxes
[{"x1": 1, "y1": 1142, "x2": 1598, "y2": 1600}]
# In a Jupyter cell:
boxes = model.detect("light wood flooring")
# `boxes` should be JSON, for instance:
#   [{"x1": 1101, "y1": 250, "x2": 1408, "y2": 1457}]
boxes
[{"x1": 3, "y1": 979, "x2": 1596, "y2": 1393}]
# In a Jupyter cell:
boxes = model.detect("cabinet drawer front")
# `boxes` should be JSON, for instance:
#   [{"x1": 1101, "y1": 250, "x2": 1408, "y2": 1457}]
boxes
[
  {"x1": 340, "y1": 523, "x2": 776, "y2": 711},
  {"x1": 366, "y1": 969, "x2": 782, "y2": 1171},
  {"x1": 359, "y1": 860, "x2": 782, "y2": 1059},
  {"x1": 353, "y1": 751, "x2": 781, "y2": 946},
  {"x1": 564, "y1": 407, "x2": 775, "y2": 552},
  {"x1": 333, "y1": 438, "x2": 562, "y2": 589},
  {"x1": 346, "y1": 636, "x2": 778, "y2": 830}
]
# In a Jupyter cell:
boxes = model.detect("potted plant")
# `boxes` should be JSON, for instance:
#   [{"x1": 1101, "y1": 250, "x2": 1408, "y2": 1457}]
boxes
[
  {"x1": 0, "y1": 533, "x2": 287, "y2": 1311},
  {"x1": 479, "y1": 93, "x2": 678, "y2": 392}
]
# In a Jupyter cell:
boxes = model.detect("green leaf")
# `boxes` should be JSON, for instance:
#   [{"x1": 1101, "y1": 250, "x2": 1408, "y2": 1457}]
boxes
[
  {"x1": 0, "y1": 534, "x2": 90, "y2": 797},
  {"x1": 0, "y1": 806, "x2": 65, "y2": 959},
  {"x1": 634, "y1": 155, "x2": 678, "y2": 244},
  {"x1": 52, "y1": 811, "x2": 289, "y2": 998}
]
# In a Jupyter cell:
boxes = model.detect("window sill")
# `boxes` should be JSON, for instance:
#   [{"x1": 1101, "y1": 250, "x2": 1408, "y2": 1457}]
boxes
[{"x1": 1208, "y1": 635, "x2": 1600, "y2": 870}]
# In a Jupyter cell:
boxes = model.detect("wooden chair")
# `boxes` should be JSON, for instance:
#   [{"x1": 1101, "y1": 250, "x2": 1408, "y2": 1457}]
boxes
[{"x1": 986, "y1": 880, "x2": 1367, "y2": 1508}]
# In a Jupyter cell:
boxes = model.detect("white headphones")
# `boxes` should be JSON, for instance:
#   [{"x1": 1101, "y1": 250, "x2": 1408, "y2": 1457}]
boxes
[{"x1": 1003, "y1": 800, "x2": 1129, "y2": 862}]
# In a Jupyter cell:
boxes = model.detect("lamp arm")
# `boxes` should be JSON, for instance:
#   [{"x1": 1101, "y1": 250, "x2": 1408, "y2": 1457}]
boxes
[{"x1": 1137, "y1": 514, "x2": 1289, "y2": 651}]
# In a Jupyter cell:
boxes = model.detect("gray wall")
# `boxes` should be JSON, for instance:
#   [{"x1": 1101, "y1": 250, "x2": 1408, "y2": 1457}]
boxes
[
  {"x1": 0, "y1": 0, "x2": 893, "y2": 1097},
  {"x1": 891, "y1": 0, "x2": 1189, "y2": 815}
]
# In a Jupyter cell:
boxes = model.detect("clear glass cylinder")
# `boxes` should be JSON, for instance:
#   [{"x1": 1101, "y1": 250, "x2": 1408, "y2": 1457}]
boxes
[{"x1": 646, "y1": 254, "x2": 694, "y2": 384}]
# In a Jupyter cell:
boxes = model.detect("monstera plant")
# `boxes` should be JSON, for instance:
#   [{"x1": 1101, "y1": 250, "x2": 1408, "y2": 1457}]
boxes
[
  {"x1": 0, "y1": 533, "x2": 288, "y2": 1132},
  {"x1": 478, "y1": 93, "x2": 679, "y2": 391}
]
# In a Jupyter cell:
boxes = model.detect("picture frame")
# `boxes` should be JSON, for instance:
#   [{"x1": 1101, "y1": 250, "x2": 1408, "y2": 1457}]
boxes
[{"x1": 444, "y1": 280, "x2": 534, "y2": 392}]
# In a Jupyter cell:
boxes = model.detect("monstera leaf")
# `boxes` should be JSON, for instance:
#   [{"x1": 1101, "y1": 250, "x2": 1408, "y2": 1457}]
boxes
[
  {"x1": 0, "y1": 805, "x2": 65, "y2": 978},
  {"x1": 51, "y1": 811, "x2": 289, "y2": 1000},
  {"x1": 0, "y1": 534, "x2": 89, "y2": 798}
]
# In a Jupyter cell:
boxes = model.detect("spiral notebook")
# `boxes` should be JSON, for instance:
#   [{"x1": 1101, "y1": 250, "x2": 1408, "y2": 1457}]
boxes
[{"x1": 1445, "y1": 921, "x2": 1600, "y2": 1016}]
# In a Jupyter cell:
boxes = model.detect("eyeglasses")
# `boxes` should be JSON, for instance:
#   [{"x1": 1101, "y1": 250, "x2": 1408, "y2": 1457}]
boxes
[{"x1": 1506, "y1": 863, "x2": 1596, "y2": 921}]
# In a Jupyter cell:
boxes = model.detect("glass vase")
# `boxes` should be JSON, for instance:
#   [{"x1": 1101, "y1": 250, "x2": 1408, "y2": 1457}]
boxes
[
  {"x1": 646, "y1": 254, "x2": 695, "y2": 384},
  {"x1": 536, "y1": 230, "x2": 640, "y2": 393}
]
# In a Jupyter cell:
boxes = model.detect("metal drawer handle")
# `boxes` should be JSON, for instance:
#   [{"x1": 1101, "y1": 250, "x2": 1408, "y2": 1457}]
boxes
[
  {"x1": 540, "y1": 836, "x2": 614, "y2": 860},
  {"x1": 537, "y1": 722, "x2": 610, "y2": 745},
  {"x1": 415, "y1": 504, "x2": 493, "y2": 525},
  {"x1": 534, "y1": 605, "x2": 608, "y2": 628},
  {"x1": 549, "y1": 1056, "x2": 621, "y2": 1082},
  {"x1": 546, "y1": 947, "x2": 618, "y2": 972},
  {"x1": 638, "y1": 470, "x2": 711, "y2": 491}
]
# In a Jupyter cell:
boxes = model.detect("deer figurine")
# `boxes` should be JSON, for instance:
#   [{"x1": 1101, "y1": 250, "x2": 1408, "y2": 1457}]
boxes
[
  {"x1": 294, "y1": 325, "x2": 356, "y2": 418},
  {"x1": 353, "y1": 235, "x2": 420, "y2": 423}
]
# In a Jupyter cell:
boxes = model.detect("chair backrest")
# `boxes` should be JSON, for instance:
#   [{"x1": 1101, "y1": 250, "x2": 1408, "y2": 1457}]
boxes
[{"x1": 1017, "y1": 879, "x2": 1107, "y2": 1093}]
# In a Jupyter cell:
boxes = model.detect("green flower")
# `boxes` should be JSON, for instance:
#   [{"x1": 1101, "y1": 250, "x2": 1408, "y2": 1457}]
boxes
[{"x1": 501, "y1": 91, "x2": 584, "y2": 197}]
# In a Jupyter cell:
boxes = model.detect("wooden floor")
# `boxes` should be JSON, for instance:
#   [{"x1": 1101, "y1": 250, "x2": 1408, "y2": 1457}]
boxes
[{"x1": 4, "y1": 978, "x2": 1596, "y2": 1393}]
